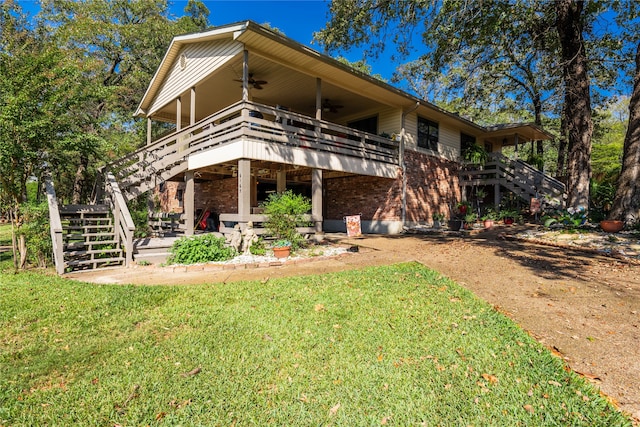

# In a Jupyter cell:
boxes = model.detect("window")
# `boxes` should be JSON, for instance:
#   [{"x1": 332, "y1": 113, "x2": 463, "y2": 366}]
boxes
[
  {"x1": 348, "y1": 116, "x2": 378, "y2": 134},
  {"x1": 418, "y1": 117, "x2": 438, "y2": 151},
  {"x1": 461, "y1": 133, "x2": 476, "y2": 151}
]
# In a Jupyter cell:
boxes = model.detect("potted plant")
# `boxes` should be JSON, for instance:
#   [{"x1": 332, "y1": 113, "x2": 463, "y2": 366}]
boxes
[
  {"x1": 600, "y1": 220, "x2": 624, "y2": 233},
  {"x1": 499, "y1": 209, "x2": 517, "y2": 225},
  {"x1": 457, "y1": 201, "x2": 471, "y2": 215},
  {"x1": 271, "y1": 239, "x2": 292, "y2": 258},
  {"x1": 481, "y1": 210, "x2": 497, "y2": 229},
  {"x1": 432, "y1": 212, "x2": 445, "y2": 229},
  {"x1": 262, "y1": 190, "x2": 311, "y2": 250},
  {"x1": 462, "y1": 142, "x2": 488, "y2": 165},
  {"x1": 463, "y1": 212, "x2": 478, "y2": 229}
]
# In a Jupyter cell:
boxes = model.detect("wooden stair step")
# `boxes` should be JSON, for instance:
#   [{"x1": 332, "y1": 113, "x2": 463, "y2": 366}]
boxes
[
  {"x1": 64, "y1": 240, "x2": 119, "y2": 250},
  {"x1": 65, "y1": 248, "x2": 123, "y2": 257},
  {"x1": 63, "y1": 225, "x2": 114, "y2": 231},
  {"x1": 66, "y1": 257, "x2": 125, "y2": 267}
]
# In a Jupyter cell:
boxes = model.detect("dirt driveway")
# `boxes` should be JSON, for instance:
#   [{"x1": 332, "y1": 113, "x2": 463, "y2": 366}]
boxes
[{"x1": 70, "y1": 226, "x2": 640, "y2": 422}]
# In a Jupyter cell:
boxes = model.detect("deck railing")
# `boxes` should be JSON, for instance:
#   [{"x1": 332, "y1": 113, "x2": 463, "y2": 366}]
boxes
[
  {"x1": 44, "y1": 174, "x2": 65, "y2": 275},
  {"x1": 104, "y1": 101, "x2": 400, "y2": 201},
  {"x1": 104, "y1": 172, "x2": 135, "y2": 266},
  {"x1": 460, "y1": 152, "x2": 566, "y2": 205}
]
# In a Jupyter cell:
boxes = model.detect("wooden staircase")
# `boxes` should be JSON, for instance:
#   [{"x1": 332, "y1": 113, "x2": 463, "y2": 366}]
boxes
[
  {"x1": 460, "y1": 153, "x2": 566, "y2": 208},
  {"x1": 59, "y1": 205, "x2": 125, "y2": 271}
]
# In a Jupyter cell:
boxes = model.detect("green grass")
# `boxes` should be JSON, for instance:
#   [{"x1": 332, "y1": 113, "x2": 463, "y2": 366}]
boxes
[
  {"x1": 0, "y1": 263, "x2": 631, "y2": 426},
  {"x1": 0, "y1": 223, "x2": 11, "y2": 246}
]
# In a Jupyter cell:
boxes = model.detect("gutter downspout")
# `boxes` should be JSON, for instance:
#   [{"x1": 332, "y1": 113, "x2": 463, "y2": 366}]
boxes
[{"x1": 401, "y1": 102, "x2": 420, "y2": 228}]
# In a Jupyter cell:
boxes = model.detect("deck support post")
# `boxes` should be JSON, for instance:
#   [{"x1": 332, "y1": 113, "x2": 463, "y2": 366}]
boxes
[
  {"x1": 312, "y1": 168, "x2": 323, "y2": 233},
  {"x1": 238, "y1": 159, "x2": 251, "y2": 226},
  {"x1": 276, "y1": 170, "x2": 286, "y2": 193},
  {"x1": 185, "y1": 170, "x2": 194, "y2": 235},
  {"x1": 494, "y1": 183, "x2": 501, "y2": 209},
  {"x1": 190, "y1": 87, "x2": 196, "y2": 126},
  {"x1": 176, "y1": 96, "x2": 182, "y2": 131}
]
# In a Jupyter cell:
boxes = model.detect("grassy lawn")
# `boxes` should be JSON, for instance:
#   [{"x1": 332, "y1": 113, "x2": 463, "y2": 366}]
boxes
[{"x1": 0, "y1": 263, "x2": 631, "y2": 426}]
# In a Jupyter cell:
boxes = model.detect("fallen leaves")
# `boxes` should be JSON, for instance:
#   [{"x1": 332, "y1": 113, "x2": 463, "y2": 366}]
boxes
[
  {"x1": 481, "y1": 373, "x2": 498, "y2": 385},
  {"x1": 181, "y1": 367, "x2": 202, "y2": 377},
  {"x1": 329, "y1": 402, "x2": 341, "y2": 416}
]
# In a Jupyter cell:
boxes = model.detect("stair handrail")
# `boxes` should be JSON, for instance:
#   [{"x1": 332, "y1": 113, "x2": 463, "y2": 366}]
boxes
[
  {"x1": 104, "y1": 172, "x2": 135, "y2": 267},
  {"x1": 44, "y1": 173, "x2": 65, "y2": 275},
  {"x1": 489, "y1": 152, "x2": 566, "y2": 194}
]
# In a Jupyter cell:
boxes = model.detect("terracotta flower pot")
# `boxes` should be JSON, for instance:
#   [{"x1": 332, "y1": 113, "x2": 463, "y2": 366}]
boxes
[
  {"x1": 273, "y1": 246, "x2": 291, "y2": 259},
  {"x1": 483, "y1": 219, "x2": 494, "y2": 229},
  {"x1": 600, "y1": 220, "x2": 623, "y2": 233}
]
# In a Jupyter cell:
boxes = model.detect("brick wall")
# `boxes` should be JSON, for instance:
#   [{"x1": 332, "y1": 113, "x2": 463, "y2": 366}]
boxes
[
  {"x1": 325, "y1": 150, "x2": 460, "y2": 222},
  {"x1": 325, "y1": 172, "x2": 402, "y2": 221},
  {"x1": 154, "y1": 178, "x2": 238, "y2": 214},
  {"x1": 404, "y1": 150, "x2": 460, "y2": 222}
]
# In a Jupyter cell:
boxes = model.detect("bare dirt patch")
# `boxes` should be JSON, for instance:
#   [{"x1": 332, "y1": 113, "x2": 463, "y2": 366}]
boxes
[{"x1": 68, "y1": 225, "x2": 640, "y2": 422}]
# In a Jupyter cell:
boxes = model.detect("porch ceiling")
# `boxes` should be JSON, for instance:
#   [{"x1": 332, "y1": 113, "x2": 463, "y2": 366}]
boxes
[{"x1": 151, "y1": 53, "x2": 392, "y2": 125}]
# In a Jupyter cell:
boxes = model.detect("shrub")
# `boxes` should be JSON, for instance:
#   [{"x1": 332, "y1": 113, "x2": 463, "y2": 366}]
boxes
[
  {"x1": 261, "y1": 190, "x2": 311, "y2": 249},
  {"x1": 20, "y1": 202, "x2": 52, "y2": 268},
  {"x1": 167, "y1": 234, "x2": 234, "y2": 265},
  {"x1": 249, "y1": 237, "x2": 266, "y2": 256}
]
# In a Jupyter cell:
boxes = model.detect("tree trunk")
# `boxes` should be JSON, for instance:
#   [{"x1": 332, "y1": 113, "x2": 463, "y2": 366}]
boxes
[
  {"x1": 18, "y1": 234, "x2": 27, "y2": 270},
  {"x1": 10, "y1": 208, "x2": 18, "y2": 272},
  {"x1": 556, "y1": 104, "x2": 568, "y2": 179},
  {"x1": 71, "y1": 154, "x2": 89, "y2": 204},
  {"x1": 609, "y1": 41, "x2": 640, "y2": 223},
  {"x1": 556, "y1": 0, "x2": 593, "y2": 210},
  {"x1": 533, "y1": 92, "x2": 544, "y2": 157}
]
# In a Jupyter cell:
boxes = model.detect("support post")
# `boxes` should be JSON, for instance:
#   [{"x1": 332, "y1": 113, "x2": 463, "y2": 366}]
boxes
[
  {"x1": 276, "y1": 170, "x2": 286, "y2": 194},
  {"x1": 176, "y1": 97, "x2": 182, "y2": 131},
  {"x1": 311, "y1": 169, "x2": 323, "y2": 233},
  {"x1": 315, "y1": 78, "x2": 322, "y2": 120},
  {"x1": 147, "y1": 118, "x2": 152, "y2": 145},
  {"x1": 494, "y1": 183, "x2": 501, "y2": 209},
  {"x1": 238, "y1": 159, "x2": 251, "y2": 224},
  {"x1": 185, "y1": 171, "x2": 194, "y2": 235},
  {"x1": 190, "y1": 87, "x2": 196, "y2": 126},
  {"x1": 242, "y1": 50, "x2": 249, "y2": 101}
]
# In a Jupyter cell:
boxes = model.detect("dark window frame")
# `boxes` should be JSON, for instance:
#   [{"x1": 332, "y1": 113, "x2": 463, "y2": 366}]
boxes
[{"x1": 417, "y1": 117, "x2": 439, "y2": 151}]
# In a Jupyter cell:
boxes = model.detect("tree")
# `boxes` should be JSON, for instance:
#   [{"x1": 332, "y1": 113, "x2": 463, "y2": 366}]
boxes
[
  {"x1": 0, "y1": 2, "x2": 79, "y2": 269},
  {"x1": 556, "y1": 0, "x2": 594, "y2": 210},
  {"x1": 610, "y1": 41, "x2": 640, "y2": 222},
  {"x1": 40, "y1": 0, "x2": 210, "y2": 202}
]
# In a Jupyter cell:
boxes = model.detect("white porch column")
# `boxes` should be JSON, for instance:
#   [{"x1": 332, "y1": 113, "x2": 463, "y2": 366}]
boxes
[
  {"x1": 185, "y1": 171, "x2": 194, "y2": 235},
  {"x1": 238, "y1": 159, "x2": 251, "y2": 223},
  {"x1": 315, "y1": 78, "x2": 322, "y2": 120},
  {"x1": 311, "y1": 168, "x2": 323, "y2": 233},
  {"x1": 190, "y1": 87, "x2": 196, "y2": 126},
  {"x1": 146, "y1": 118, "x2": 152, "y2": 145},
  {"x1": 176, "y1": 96, "x2": 182, "y2": 131},
  {"x1": 242, "y1": 50, "x2": 250, "y2": 101},
  {"x1": 276, "y1": 170, "x2": 286, "y2": 193}
]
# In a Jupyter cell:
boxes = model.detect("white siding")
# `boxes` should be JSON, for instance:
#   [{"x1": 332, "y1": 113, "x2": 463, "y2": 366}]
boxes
[
  {"x1": 404, "y1": 112, "x2": 461, "y2": 160},
  {"x1": 148, "y1": 40, "x2": 243, "y2": 116},
  {"x1": 378, "y1": 107, "x2": 402, "y2": 136}
]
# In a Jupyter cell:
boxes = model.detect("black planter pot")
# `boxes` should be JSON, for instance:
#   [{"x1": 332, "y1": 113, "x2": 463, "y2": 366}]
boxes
[{"x1": 447, "y1": 219, "x2": 463, "y2": 231}]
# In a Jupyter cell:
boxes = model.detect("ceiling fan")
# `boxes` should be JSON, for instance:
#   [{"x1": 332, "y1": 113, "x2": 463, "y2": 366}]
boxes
[
  {"x1": 321, "y1": 98, "x2": 344, "y2": 113},
  {"x1": 234, "y1": 73, "x2": 268, "y2": 90}
]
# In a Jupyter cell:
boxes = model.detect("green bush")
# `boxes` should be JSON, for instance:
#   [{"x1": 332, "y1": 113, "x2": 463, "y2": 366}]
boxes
[
  {"x1": 20, "y1": 202, "x2": 52, "y2": 268},
  {"x1": 261, "y1": 190, "x2": 311, "y2": 249},
  {"x1": 167, "y1": 234, "x2": 234, "y2": 265},
  {"x1": 249, "y1": 237, "x2": 266, "y2": 255}
]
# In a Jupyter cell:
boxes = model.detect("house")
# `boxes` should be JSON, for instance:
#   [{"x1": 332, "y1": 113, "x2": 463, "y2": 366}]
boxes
[{"x1": 46, "y1": 21, "x2": 564, "y2": 273}]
